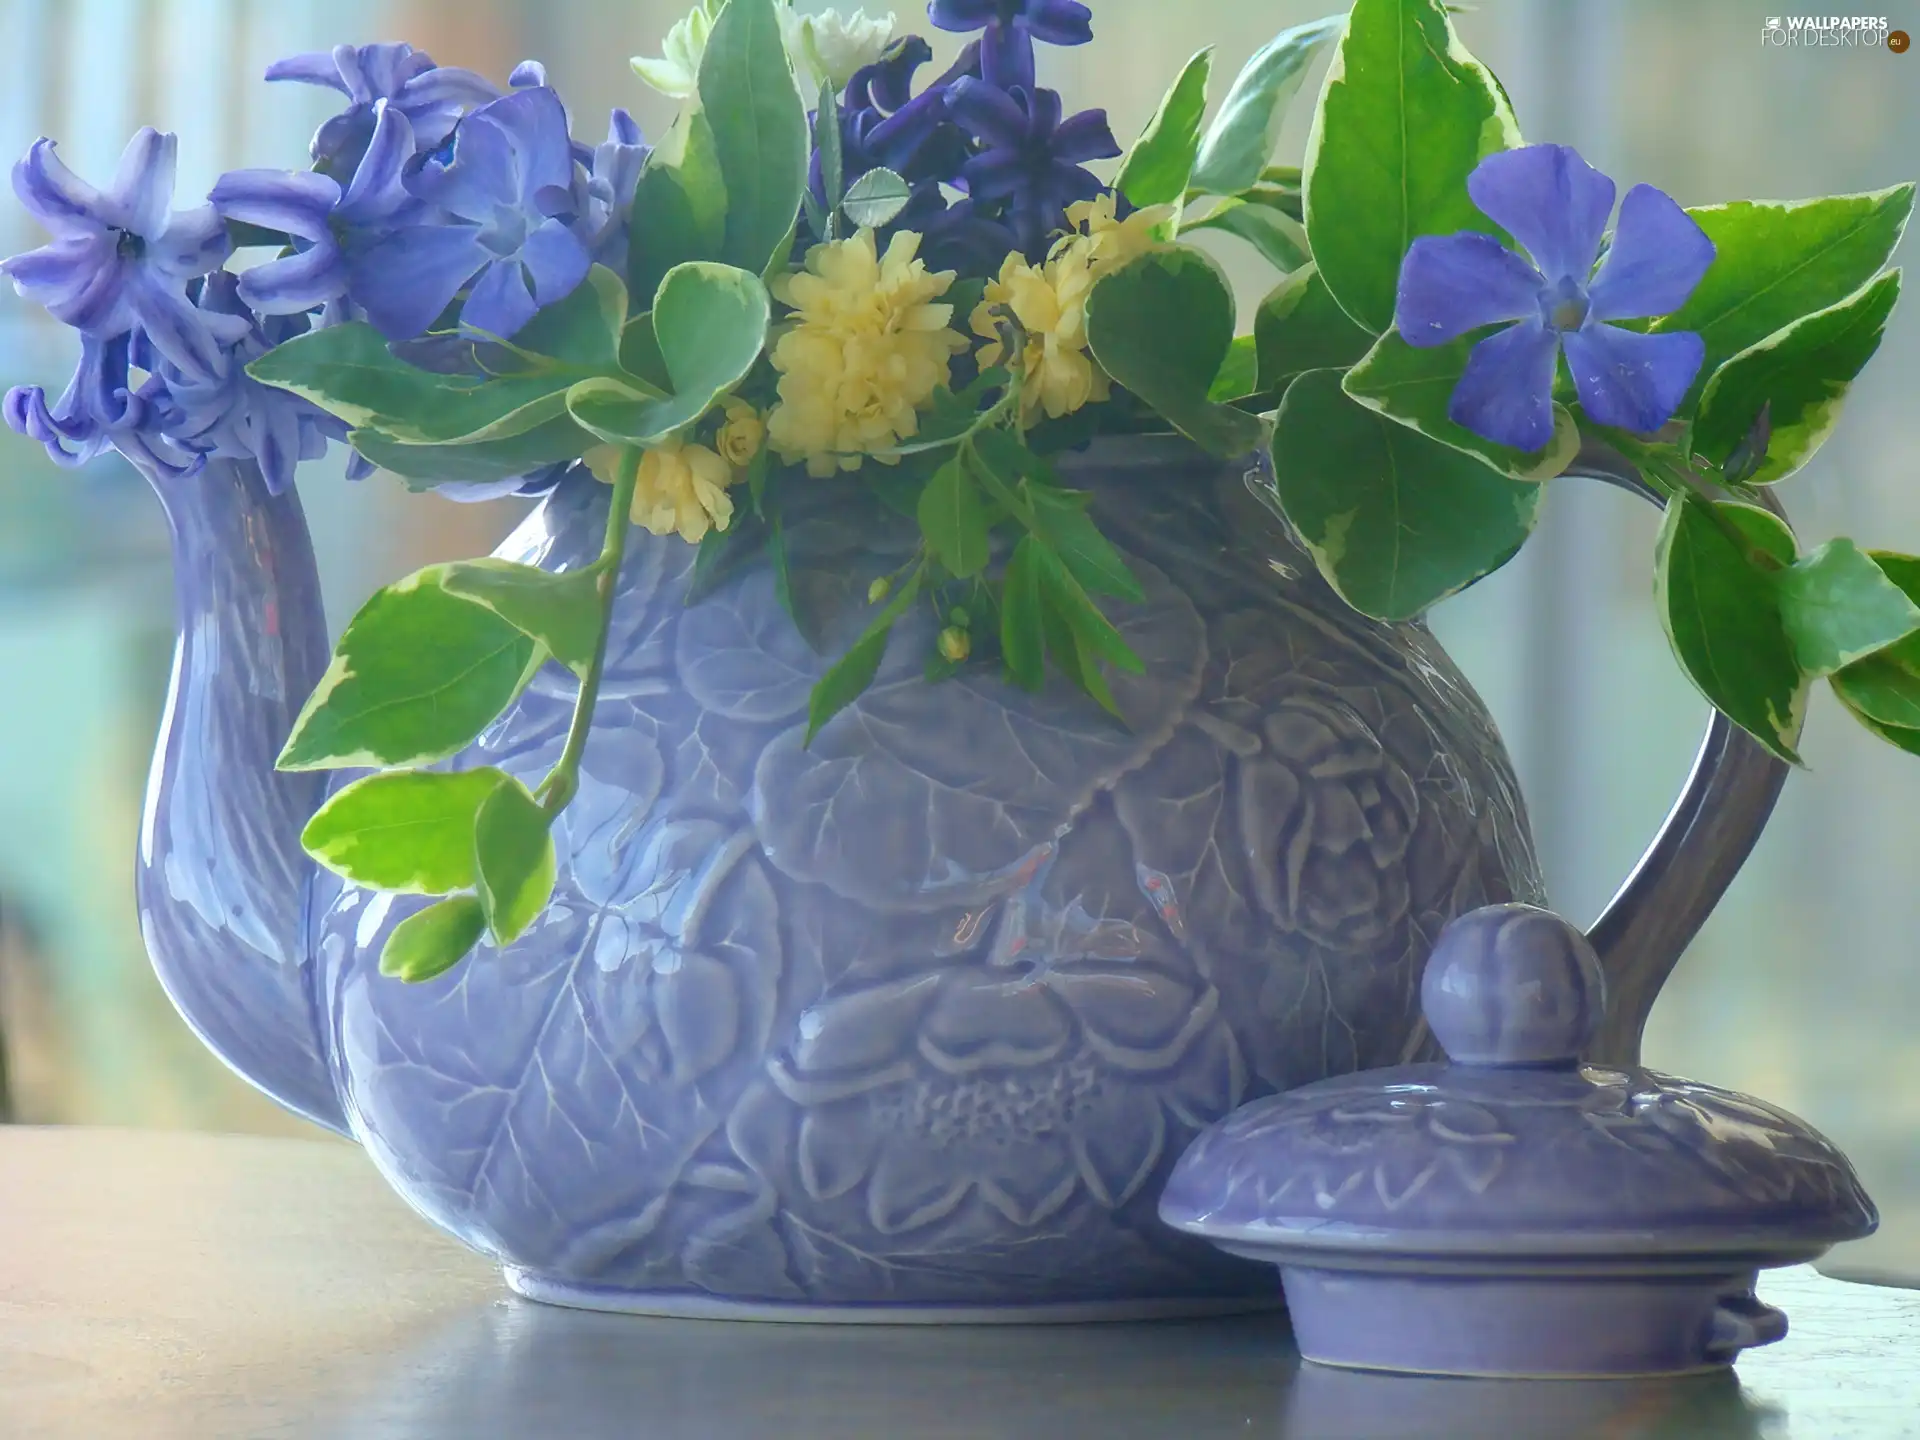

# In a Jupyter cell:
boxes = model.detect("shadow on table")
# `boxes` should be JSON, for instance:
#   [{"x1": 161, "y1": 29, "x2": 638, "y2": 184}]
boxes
[{"x1": 301, "y1": 1297, "x2": 1784, "y2": 1440}]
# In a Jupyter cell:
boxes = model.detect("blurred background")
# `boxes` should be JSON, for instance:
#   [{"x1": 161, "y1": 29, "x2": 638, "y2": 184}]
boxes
[{"x1": 0, "y1": 0, "x2": 1913, "y2": 1264}]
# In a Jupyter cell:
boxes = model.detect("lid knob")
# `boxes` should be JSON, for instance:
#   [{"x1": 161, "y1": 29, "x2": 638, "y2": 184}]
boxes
[{"x1": 1420, "y1": 904, "x2": 1605, "y2": 1067}]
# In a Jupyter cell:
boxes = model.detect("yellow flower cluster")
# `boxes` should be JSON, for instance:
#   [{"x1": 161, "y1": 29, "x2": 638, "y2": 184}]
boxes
[
  {"x1": 766, "y1": 228, "x2": 969, "y2": 477},
  {"x1": 971, "y1": 195, "x2": 1175, "y2": 427},
  {"x1": 587, "y1": 396, "x2": 766, "y2": 546}
]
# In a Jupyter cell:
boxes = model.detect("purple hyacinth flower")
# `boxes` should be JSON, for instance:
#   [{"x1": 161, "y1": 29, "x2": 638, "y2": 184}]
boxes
[
  {"x1": 209, "y1": 99, "x2": 420, "y2": 317},
  {"x1": 4, "y1": 330, "x2": 190, "y2": 477},
  {"x1": 929, "y1": 0, "x2": 1092, "y2": 90},
  {"x1": 1395, "y1": 144, "x2": 1715, "y2": 452},
  {"x1": 353, "y1": 85, "x2": 592, "y2": 341},
  {"x1": 156, "y1": 274, "x2": 346, "y2": 495},
  {"x1": 571, "y1": 109, "x2": 649, "y2": 272},
  {"x1": 945, "y1": 79, "x2": 1118, "y2": 257},
  {"x1": 267, "y1": 42, "x2": 500, "y2": 173},
  {"x1": 0, "y1": 129, "x2": 238, "y2": 383}
]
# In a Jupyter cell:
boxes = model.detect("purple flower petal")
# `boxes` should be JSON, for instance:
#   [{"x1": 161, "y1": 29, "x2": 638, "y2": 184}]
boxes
[
  {"x1": 1562, "y1": 322, "x2": 1704, "y2": 435},
  {"x1": 520, "y1": 217, "x2": 590, "y2": 306},
  {"x1": 264, "y1": 51, "x2": 354, "y2": 91},
  {"x1": 946, "y1": 78, "x2": 1029, "y2": 150},
  {"x1": 980, "y1": 21, "x2": 1036, "y2": 91},
  {"x1": 1025, "y1": 0, "x2": 1094, "y2": 44},
  {"x1": 54, "y1": 256, "x2": 133, "y2": 333},
  {"x1": 209, "y1": 168, "x2": 341, "y2": 239},
  {"x1": 109, "y1": 128, "x2": 176, "y2": 237},
  {"x1": 129, "y1": 274, "x2": 228, "y2": 382},
  {"x1": 1, "y1": 235, "x2": 112, "y2": 309},
  {"x1": 1023, "y1": 87, "x2": 1064, "y2": 139},
  {"x1": 13, "y1": 140, "x2": 107, "y2": 232},
  {"x1": 148, "y1": 206, "x2": 232, "y2": 278},
  {"x1": 461, "y1": 258, "x2": 540, "y2": 340},
  {"x1": 1586, "y1": 183, "x2": 1715, "y2": 322},
  {"x1": 1395, "y1": 232, "x2": 1543, "y2": 346},
  {"x1": 1050, "y1": 108, "x2": 1119, "y2": 165},
  {"x1": 1448, "y1": 317, "x2": 1560, "y2": 451},
  {"x1": 397, "y1": 64, "x2": 506, "y2": 112},
  {"x1": 1467, "y1": 144, "x2": 1614, "y2": 285},
  {"x1": 346, "y1": 224, "x2": 489, "y2": 338},
  {"x1": 237, "y1": 240, "x2": 346, "y2": 314},
  {"x1": 353, "y1": 43, "x2": 436, "y2": 100},
  {"x1": 484, "y1": 87, "x2": 576, "y2": 205},
  {"x1": 929, "y1": 0, "x2": 1000, "y2": 29},
  {"x1": 961, "y1": 148, "x2": 1025, "y2": 200},
  {"x1": 408, "y1": 114, "x2": 517, "y2": 220},
  {"x1": 338, "y1": 102, "x2": 415, "y2": 220},
  {"x1": 253, "y1": 387, "x2": 304, "y2": 494}
]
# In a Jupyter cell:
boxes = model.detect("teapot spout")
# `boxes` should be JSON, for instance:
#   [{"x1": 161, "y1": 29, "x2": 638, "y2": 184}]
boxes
[{"x1": 137, "y1": 458, "x2": 347, "y2": 1134}]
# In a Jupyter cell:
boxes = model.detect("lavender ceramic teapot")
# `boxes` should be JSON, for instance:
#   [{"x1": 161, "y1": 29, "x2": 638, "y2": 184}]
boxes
[{"x1": 136, "y1": 436, "x2": 1784, "y2": 1317}]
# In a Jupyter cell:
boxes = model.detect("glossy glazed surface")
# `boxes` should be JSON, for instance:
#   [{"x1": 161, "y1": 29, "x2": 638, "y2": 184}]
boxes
[
  {"x1": 140, "y1": 441, "x2": 1545, "y2": 1307},
  {"x1": 1159, "y1": 903, "x2": 1877, "y2": 1376}
]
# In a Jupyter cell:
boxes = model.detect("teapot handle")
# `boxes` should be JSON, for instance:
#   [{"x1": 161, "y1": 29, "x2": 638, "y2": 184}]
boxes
[{"x1": 1564, "y1": 440, "x2": 1792, "y2": 1065}]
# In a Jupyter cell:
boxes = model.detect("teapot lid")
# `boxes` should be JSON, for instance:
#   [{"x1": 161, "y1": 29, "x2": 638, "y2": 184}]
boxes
[{"x1": 1159, "y1": 905, "x2": 1877, "y2": 1262}]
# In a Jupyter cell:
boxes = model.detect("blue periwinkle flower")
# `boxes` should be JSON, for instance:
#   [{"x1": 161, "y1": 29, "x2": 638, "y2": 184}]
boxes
[
  {"x1": 267, "y1": 42, "x2": 500, "y2": 174},
  {"x1": 944, "y1": 79, "x2": 1118, "y2": 258},
  {"x1": 0, "y1": 129, "x2": 236, "y2": 383},
  {"x1": 1395, "y1": 144, "x2": 1715, "y2": 452},
  {"x1": 354, "y1": 85, "x2": 592, "y2": 341},
  {"x1": 929, "y1": 0, "x2": 1093, "y2": 91}
]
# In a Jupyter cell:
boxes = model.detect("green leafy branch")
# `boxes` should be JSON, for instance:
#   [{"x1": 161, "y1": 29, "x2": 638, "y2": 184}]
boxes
[{"x1": 800, "y1": 333, "x2": 1151, "y2": 744}]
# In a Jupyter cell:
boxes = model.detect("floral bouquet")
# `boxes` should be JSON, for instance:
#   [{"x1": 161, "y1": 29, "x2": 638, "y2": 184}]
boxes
[{"x1": 4, "y1": 0, "x2": 1912, "y2": 983}]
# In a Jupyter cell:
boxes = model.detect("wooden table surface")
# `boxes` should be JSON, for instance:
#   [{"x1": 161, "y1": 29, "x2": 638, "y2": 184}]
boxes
[{"x1": 3, "y1": 1126, "x2": 1918, "y2": 1440}]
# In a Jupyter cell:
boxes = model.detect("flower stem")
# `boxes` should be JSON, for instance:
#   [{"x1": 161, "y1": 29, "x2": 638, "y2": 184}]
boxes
[
  {"x1": 536, "y1": 445, "x2": 640, "y2": 818},
  {"x1": 1607, "y1": 432, "x2": 1784, "y2": 573}
]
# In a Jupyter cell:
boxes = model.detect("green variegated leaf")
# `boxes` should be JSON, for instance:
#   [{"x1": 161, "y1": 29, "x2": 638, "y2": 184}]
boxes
[
  {"x1": 1268, "y1": 368, "x2": 1543, "y2": 620},
  {"x1": 1834, "y1": 686, "x2": 1920, "y2": 757},
  {"x1": 1253, "y1": 262, "x2": 1373, "y2": 393},
  {"x1": 1185, "y1": 197, "x2": 1311, "y2": 273},
  {"x1": 1209, "y1": 334, "x2": 1260, "y2": 402},
  {"x1": 699, "y1": 0, "x2": 809, "y2": 276},
  {"x1": 380, "y1": 895, "x2": 487, "y2": 982},
  {"x1": 249, "y1": 324, "x2": 566, "y2": 445},
  {"x1": 1691, "y1": 270, "x2": 1901, "y2": 485},
  {"x1": 1343, "y1": 329, "x2": 1580, "y2": 481},
  {"x1": 1117, "y1": 48, "x2": 1213, "y2": 208},
  {"x1": 1653, "y1": 184, "x2": 1914, "y2": 406},
  {"x1": 1654, "y1": 498, "x2": 1806, "y2": 765},
  {"x1": 1084, "y1": 246, "x2": 1268, "y2": 458},
  {"x1": 566, "y1": 261, "x2": 769, "y2": 445},
  {"x1": 301, "y1": 767, "x2": 509, "y2": 894},
  {"x1": 1831, "y1": 551, "x2": 1920, "y2": 742},
  {"x1": 1302, "y1": 0, "x2": 1519, "y2": 334},
  {"x1": 277, "y1": 567, "x2": 546, "y2": 771},
  {"x1": 629, "y1": 107, "x2": 729, "y2": 304},
  {"x1": 1191, "y1": 16, "x2": 1343, "y2": 197},
  {"x1": 1774, "y1": 538, "x2": 1920, "y2": 678},
  {"x1": 441, "y1": 559, "x2": 607, "y2": 678},
  {"x1": 473, "y1": 773, "x2": 557, "y2": 946},
  {"x1": 841, "y1": 167, "x2": 912, "y2": 229},
  {"x1": 495, "y1": 265, "x2": 629, "y2": 373},
  {"x1": 350, "y1": 417, "x2": 593, "y2": 485}
]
